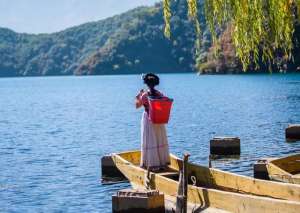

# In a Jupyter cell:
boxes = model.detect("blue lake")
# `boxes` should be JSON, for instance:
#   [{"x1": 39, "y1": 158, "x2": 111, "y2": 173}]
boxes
[{"x1": 1, "y1": 73, "x2": 300, "y2": 212}]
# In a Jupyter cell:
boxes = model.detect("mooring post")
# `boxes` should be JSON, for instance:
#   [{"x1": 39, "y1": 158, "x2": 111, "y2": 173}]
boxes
[
  {"x1": 253, "y1": 158, "x2": 276, "y2": 180},
  {"x1": 210, "y1": 136, "x2": 241, "y2": 156},
  {"x1": 176, "y1": 153, "x2": 190, "y2": 213},
  {"x1": 112, "y1": 189, "x2": 165, "y2": 213},
  {"x1": 286, "y1": 124, "x2": 300, "y2": 141},
  {"x1": 183, "y1": 153, "x2": 190, "y2": 213},
  {"x1": 176, "y1": 168, "x2": 183, "y2": 212},
  {"x1": 145, "y1": 167, "x2": 152, "y2": 190}
]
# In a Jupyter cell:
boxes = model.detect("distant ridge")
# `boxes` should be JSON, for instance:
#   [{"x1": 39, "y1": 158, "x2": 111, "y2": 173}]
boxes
[
  {"x1": 1, "y1": 0, "x2": 300, "y2": 77},
  {"x1": 0, "y1": 1, "x2": 202, "y2": 77}
]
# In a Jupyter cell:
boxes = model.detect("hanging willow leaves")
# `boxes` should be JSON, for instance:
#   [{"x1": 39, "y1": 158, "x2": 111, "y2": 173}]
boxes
[
  {"x1": 187, "y1": 0, "x2": 201, "y2": 55},
  {"x1": 163, "y1": 0, "x2": 172, "y2": 39},
  {"x1": 163, "y1": 0, "x2": 300, "y2": 71}
]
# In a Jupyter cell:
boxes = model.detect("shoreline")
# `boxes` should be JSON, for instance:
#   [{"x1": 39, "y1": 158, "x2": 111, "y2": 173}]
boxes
[{"x1": 1, "y1": 71, "x2": 300, "y2": 79}]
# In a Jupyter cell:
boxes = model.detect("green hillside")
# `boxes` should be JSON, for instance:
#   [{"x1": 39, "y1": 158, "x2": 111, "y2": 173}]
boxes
[
  {"x1": 0, "y1": 1, "x2": 207, "y2": 77},
  {"x1": 1, "y1": 0, "x2": 300, "y2": 77}
]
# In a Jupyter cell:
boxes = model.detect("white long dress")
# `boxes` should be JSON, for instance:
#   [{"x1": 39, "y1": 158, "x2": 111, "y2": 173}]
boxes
[{"x1": 139, "y1": 91, "x2": 170, "y2": 168}]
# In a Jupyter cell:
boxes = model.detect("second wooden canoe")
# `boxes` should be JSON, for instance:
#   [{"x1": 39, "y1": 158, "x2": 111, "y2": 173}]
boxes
[{"x1": 266, "y1": 153, "x2": 300, "y2": 184}]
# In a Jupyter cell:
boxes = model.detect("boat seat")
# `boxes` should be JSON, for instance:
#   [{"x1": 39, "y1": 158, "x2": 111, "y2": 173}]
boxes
[
  {"x1": 154, "y1": 168, "x2": 179, "y2": 179},
  {"x1": 158, "y1": 171, "x2": 179, "y2": 177},
  {"x1": 293, "y1": 173, "x2": 300, "y2": 178}
]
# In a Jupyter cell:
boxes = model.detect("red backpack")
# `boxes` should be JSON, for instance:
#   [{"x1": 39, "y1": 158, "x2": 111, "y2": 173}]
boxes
[{"x1": 148, "y1": 96, "x2": 173, "y2": 124}]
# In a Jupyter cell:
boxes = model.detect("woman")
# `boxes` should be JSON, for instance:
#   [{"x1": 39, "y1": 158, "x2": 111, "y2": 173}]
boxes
[{"x1": 135, "y1": 73, "x2": 170, "y2": 170}]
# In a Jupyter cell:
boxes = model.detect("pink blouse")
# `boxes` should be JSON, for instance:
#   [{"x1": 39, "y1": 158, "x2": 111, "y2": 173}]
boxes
[{"x1": 139, "y1": 90, "x2": 163, "y2": 112}]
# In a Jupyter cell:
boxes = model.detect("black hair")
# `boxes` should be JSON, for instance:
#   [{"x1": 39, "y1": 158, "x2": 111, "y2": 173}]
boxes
[{"x1": 143, "y1": 73, "x2": 159, "y2": 87}]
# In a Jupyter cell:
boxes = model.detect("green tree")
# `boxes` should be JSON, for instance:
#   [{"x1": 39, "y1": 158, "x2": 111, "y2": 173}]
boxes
[{"x1": 163, "y1": 0, "x2": 300, "y2": 71}]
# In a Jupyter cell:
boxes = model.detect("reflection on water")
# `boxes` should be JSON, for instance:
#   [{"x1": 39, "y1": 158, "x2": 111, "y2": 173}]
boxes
[
  {"x1": 286, "y1": 81, "x2": 300, "y2": 84},
  {"x1": 286, "y1": 95, "x2": 300, "y2": 101},
  {"x1": 0, "y1": 74, "x2": 300, "y2": 212}
]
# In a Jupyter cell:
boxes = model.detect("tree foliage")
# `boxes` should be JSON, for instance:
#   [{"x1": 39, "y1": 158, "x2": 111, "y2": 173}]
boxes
[{"x1": 163, "y1": 0, "x2": 300, "y2": 71}]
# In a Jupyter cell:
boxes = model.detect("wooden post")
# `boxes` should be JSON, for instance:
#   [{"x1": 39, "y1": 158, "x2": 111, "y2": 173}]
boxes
[
  {"x1": 176, "y1": 153, "x2": 190, "y2": 213},
  {"x1": 112, "y1": 189, "x2": 165, "y2": 213},
  {"x1": 145, "y1": 167, "x2": 152, "y2": 190},
  {"x1": 183, "y1": 153, "x2": 190, "y2": 213},
  {"x1": 254, "y1": 158, "x2": 276, "y2": 180},
  {"x1": 210, "y1": 136, "x2": 241, "y2": 156},
  {"x1": 176, "y1": 169, "x2": 184, "y2": 212},
  {"x1": 286, "y1": 124, "x2": 300, "y2": 141}
]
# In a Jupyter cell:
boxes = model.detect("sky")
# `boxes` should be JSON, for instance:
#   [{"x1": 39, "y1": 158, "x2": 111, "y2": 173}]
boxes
[{"x1": 0, "y1": 0, "x2": 159, "y2": 34}]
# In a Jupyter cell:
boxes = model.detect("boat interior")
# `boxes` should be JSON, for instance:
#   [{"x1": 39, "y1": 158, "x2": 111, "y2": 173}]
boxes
[
  {"x1": 117, "y1": 150, "x2": 255, "y2": 192},
  {"x1": 115, "y1": 150, "x2": 300, "y2": 202},
  {"x1": 269, "y1": 154, "x2": 300, "y2": 176},
  {"x1": 117, "y1": 150, "x2": 245, "y2": 191},
  {"x1": 117, "y1": 150, "x2": 180, "y2": 179}
]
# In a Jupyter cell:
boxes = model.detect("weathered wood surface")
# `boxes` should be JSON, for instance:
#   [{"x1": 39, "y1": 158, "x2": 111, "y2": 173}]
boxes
[
  {"x1": 101, "y1": 155, "x2": 127, "y2": 183},
  {"x1": 253, "y1": 159, "x2": 274, "y2": 180},
  {"x1": 111, "y1": 151, "x2": 300, "y2": 213},
  {"x1": 169, "y1": 153, "x2": 300, "y2": 202},
  {"x1": 176, "y1": 154, "x2": 189, "y2": 213},
  {"x1": 112, "y1": 189, "x2": 165, "y2": 213},
  {"x1": 165, "y1": 195, "x2": 231, "y2": 213},
  {"x1": 210, "y1": 136, "x2": 240, "y2": 155},
  {"x1": 267, "y1": 154, "x2": 300, "y2": 184}
]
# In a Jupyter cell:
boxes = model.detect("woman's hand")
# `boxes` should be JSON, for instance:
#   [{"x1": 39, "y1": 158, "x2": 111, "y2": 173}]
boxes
[
  {"x1": 136, "y1": 89, "x2": 144, "y2": 99},
  {"x1": 135, "y1": 89, "x2": 144, "y2": 108}
]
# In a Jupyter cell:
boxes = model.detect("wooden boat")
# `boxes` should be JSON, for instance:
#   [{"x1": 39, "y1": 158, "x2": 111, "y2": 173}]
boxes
[
  {"x1": 111, "y1": 150, "x2": 300, "y2": 213},
  {"x1": 266, "y1": 154, "x2": 300, "y2": 184}
]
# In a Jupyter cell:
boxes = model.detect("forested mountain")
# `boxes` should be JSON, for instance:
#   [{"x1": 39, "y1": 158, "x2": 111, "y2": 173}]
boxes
[
  {"x1": 0, "y1": 0, "x2": 300, "y2": 77},
  {"x1": 0, "y1": 1, "x2": 207, "y2": 77}
]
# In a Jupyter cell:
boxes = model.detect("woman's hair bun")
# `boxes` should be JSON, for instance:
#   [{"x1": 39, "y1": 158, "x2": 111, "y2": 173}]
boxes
[{"x1": 143, "y1": 73, "x2": 159, "y2": 86}]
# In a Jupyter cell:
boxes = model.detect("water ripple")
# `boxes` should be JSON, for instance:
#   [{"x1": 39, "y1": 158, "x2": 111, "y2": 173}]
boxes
[{"x1": 1, "y1": 74, "x2": 300, "y2": 212}]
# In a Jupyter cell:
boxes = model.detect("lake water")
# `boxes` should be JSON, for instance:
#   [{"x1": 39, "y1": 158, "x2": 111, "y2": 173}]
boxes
[{"x1": 1, "y1": 73, "x2": 300, "y2": 212}]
